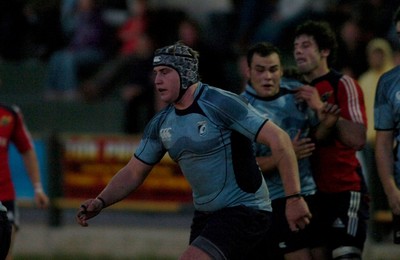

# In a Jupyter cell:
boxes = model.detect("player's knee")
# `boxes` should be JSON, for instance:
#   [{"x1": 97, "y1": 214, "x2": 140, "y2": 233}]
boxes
[{"x1": 332, "y1": 246, "x2": 362, "y2": 260}]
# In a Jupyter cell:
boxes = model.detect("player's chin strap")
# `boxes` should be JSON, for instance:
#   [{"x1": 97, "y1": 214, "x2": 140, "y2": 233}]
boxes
[{"x1": 174, "y1": 85, "x2": 189, "y2": 103}]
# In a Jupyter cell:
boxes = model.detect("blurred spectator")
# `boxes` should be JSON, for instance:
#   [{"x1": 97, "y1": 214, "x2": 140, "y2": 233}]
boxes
[
  {"x1": 121, "y1": 34, "x2": 161, "y2": 133},
  {"x1": 336, "y1": 18, "x2": 368, "y2": 78},
  {"x1": 60, "y1": 0, "x2": 79, "y2": 39},
  {"x1": 82, "y1": 0, "x2": 150, "y2": 100},
  {"x1": 251, "y1": 0, "x2": 330, "y2": 51},
  {"x1": 177, "y1": 18, "x2": 228, "y2": 91},
  {"x1": 117, "y1": 0, "x2": 149, "y2": 56},
  {"x1": 357, "y1": 38, "x2": 394, "y2": 215},
  {"x1": 358, "y1": 38, "x2": 395, "y2": 144},
  {"x1": 44, "y1": 0, "x2": 107, "y2": 101},
  {"x1": 84, "y1": 33, "x2": 158, "y2": 134},
  {"x1": 23, "y1": 0, "x2": 65, "y2": 61},
  {"x1": 230, "y1": 0, "x2": 275, "y2": 51},
  {"x1": 355, "y1": 0, "x2": 398, "y2": 40}
]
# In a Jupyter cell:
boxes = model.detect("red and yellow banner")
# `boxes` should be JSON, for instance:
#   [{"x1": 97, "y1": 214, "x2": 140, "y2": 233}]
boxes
[{"x1": 60, "y1": 134, "x2": 192, "y2": 206}]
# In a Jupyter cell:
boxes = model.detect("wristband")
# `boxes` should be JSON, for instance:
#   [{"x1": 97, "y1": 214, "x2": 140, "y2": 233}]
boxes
[
  {"x1": 285, "y1": 193, "x2": 302, "y2": 200},
  {"x1": 34, "y1": 182, "x2": 43, "y2": 193},
  {"x1": 97, "y1": 197, "x2": 106, "y2": 209}
]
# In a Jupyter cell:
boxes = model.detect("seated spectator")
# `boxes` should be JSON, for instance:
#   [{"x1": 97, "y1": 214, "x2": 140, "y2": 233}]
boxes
[{"x1": 44, "y1": 0, "x2": 107, "y2": 101}]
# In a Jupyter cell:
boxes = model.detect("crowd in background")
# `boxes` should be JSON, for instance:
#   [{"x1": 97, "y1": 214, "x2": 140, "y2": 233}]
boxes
[
  {"x1": 1, "y1": 1, "x2": 400, "y2": 258},
  {"x1": 0, "y1": 0, "x2": 400, "y2": 132}
]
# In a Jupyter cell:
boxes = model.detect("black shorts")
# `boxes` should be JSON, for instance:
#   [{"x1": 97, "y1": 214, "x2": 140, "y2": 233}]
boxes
[
  {"x1": 189, "y1": 205, "x2": 272, "y2": 260},
  {"x1": 268, "y1": 194, "x2": 326, "y2": 257},
  {"x1": 0, "y1": 211, "x2": 12, "y2": 259},
  {"x1": 2, "y1": 200, "x2": 19, "y2": 229},
  {"x1": 318, "y1": 190, "x2": 369, "y2": 252}
]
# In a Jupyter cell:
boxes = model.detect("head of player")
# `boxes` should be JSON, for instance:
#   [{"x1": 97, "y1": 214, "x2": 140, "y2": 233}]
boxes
[
  {"x1": 293, "y1": 20, "x2": 338, "y2": 82},
  {"x1": 152, "y1": 42, "x2": 200, "y2": 104},
  {"x1": 245, "y1": 42, "x2": 284, "y2": 98}
]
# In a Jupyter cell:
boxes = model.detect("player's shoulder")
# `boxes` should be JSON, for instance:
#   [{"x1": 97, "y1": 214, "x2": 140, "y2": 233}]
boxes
[
  {"x1": 379, "y1": 65, "x2": 400, "y2": 84},
  {"x1": 0, "y1": 102, "x2": 20, "y2": 116},
  {"x1": 281, "y1": 77, "x2": 303, "y2": 90},
  {"x1": 199, "y1": 83, "x2": 249, "y2": 107}
]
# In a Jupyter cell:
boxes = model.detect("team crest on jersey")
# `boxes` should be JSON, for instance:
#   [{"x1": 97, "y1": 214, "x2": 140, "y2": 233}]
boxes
[
  {"x1": 396, "y1": 91, "x2": 400, "y2": 101},
  {"x1": 197, "y1": 121, "x2": 207, "y2": 136},
  {"x1": 160, "y1": 127, "x2": 172, "y2": 142},
  {"x1": 0, "y1": 115, "x2": 12, "y2": 126}
]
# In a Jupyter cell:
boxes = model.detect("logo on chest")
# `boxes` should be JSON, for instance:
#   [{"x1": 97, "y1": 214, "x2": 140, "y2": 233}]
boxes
[
  {"x1": 160, "y1": 127, "x2": 172, "y2": 142},
  {"x1": 197, "y1": 121, "x2": 207, "y2": 136},
  {"x1": 0, "y1": 115, "x2": 12, "y2": 127}
]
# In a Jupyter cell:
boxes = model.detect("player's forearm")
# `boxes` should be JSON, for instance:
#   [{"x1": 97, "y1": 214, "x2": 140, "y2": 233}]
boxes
[
  {"x1": 21, "y1": 149, "x2": 42, "y2": 185},
  {"x1": 97, "y1": 157, "x2": 151, "y2": 208},
  {"x1": 376, "y1": 136, "x2": 397, "y2": 197},
  {"x1": 271, "y1": 131, "x2": 301, "y2": 195},
  {"x1": 275, "y1": 147, "x2": 301, "y2": 195}
]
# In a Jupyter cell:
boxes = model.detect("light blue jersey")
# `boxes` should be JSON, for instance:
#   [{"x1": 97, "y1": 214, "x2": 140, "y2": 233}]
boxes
[
  {"x1": 135, "y1": 83, "x2": 272, "y2": 212},
  {"x1": 241, "y1": 81, "x2": 318, "y2": 200},
  {"x1": 374, "y1": 65, "x2": 400, "y2": 186}
]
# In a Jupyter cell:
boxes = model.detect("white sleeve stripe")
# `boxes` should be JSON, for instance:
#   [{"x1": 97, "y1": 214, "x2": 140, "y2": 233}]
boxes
[{"x1": 341, "y1": 76, "x2": 364, "y2": 124}]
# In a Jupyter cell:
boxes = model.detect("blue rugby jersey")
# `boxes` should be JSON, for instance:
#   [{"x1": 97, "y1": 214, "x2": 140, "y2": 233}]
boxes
[
  {"x1": 241, "y1": 80, "x2": 318, "y2": 200},
  {"x1": 134, "y1": 83, "x2": 272, "y2": 212},
  {"x1": 375, "y1": 65, "x2": 400, "y2": 186}
]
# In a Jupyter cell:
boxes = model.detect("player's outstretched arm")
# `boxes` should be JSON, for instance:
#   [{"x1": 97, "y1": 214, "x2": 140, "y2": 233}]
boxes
[{"x1": 76, "y1": 157, "x2": 153, "y2": 227}]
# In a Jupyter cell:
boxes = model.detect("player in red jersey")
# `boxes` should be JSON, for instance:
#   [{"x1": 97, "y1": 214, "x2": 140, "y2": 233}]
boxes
[
  {"x1": 0, "y1": 103, "x2": 49, "y2": 259},
  {"x1": 293, "y1": 20, "x2": 368, "y2": 260}
]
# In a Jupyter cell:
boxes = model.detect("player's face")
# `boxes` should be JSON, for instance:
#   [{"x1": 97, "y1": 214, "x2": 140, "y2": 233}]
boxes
[
  {"x1": 153, "y1": 66, "x2": 181, "y2": 103},
  {"x1": 247, "y1": 53, "x2": 282, "y2": 98},
  {"x1": 294, "y1": 35, "x2": 325, "y2": 75}
]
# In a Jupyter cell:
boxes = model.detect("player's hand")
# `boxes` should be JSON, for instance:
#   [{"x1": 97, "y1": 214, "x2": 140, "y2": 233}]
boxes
[
  {"x1": 294, "y1": 85, "x2": 323, "y2": 111},
  {"x1": 292, "y1": 130, "x2": 315, "y2": 159},
  {"x1": 285, "y1": 196, "x2": 312, "y2": 232},
  {"x1": 318, "y1": 102, "x2": 340, "y2": 128},
  {"x1": 34, "y1": 192, "x2": 49, "y2": 209},
  {"x1": 388, "y1": 188, "x2": 400, "y2": 215},
  {"x1": 76, "y1": 198, "x2": 104, "y2": 227}
]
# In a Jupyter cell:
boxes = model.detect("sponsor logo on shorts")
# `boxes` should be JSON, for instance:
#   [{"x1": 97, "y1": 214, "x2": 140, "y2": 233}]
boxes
[
  {"x1": 332, "y1": 217, "x2": 345, "y2": 228},
  {"x1": 279, "y1": 242, "x2": 287, "y2": 249}
]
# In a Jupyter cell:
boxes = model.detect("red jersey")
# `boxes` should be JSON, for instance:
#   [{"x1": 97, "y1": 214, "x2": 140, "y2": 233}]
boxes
[
  {"x1": 309, "y1": 70, "x2": 367, "y2": 193},
  {"x1": 0, "y1": 104, "x2": 33, "y2": 200}
]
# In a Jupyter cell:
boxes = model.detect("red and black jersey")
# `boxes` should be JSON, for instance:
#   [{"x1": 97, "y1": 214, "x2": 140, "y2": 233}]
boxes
[
  {"x1": 0, "y1": 103, "x2": 33, "y2": 200},
  {"x1": 308, "y1": 70, "x2": 367, "y2": 193}
]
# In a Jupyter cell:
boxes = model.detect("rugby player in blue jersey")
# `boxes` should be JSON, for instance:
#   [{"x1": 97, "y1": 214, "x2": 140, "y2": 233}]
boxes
[
  {"x1": 242, "y1": 42, "x2": 339, "y2": 260},
  {"x1": 76, "y1": 42, "x2": 312, "y2": 260}
]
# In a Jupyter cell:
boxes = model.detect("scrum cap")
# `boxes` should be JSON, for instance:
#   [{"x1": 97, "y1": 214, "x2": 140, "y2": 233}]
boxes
[{"x1": 153, "y1": 42, "x2": 199, "y2": 90}]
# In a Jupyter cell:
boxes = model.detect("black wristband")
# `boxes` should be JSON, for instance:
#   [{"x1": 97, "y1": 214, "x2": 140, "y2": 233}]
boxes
[
  {"x1": 285, "y1": 193, "x2": 302, "y2": 200},
  {"x1": 97, "y1": 197, "x2": 106, "y2": 208}
]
